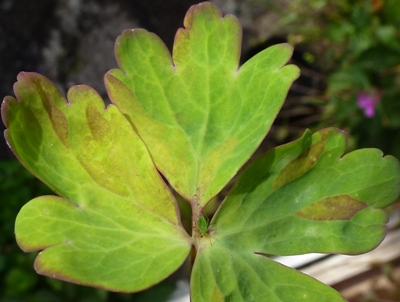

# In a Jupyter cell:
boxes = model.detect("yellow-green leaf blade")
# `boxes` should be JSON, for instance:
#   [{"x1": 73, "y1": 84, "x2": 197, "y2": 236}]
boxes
[
  {"x1": 16, "y1": 196, "x2": 190, "y2": 292},
  {"x1": 105, "y1": 2, "x2": 300, "y2": 206},
  {"x1": 2, "y1": 72, "x2": 191, "y2": 292},
  {"x1": 211, "y1": 128, "x2": 400, "y2": 256}
]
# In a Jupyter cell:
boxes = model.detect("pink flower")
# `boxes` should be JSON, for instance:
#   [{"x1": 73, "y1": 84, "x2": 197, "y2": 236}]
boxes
[{"x1": 357, "y1": 91, "x2": 380, "y2": 118}]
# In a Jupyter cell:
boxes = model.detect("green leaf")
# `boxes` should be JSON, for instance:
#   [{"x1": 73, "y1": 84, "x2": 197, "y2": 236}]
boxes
[
  {"x1": 2, "y1": 72, "x2": 191, "y2": 292},
  {"x1": 105, "y1": 2, "x2": 299, "y2": 206},
  {"x1": 191, "y1": 241, "x2": 345, "y2": 302},
  {"x1": 189, "y1": 128, "x2": 400, "y2": 301},
  {"x1": 210, "y1": 128, "x2": 400, "y2": 256},
  {"x1": 3, "y1": 2, "x2": 399, "y2": 301}
]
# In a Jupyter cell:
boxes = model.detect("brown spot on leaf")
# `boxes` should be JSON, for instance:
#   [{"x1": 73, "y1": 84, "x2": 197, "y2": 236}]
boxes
[
  {"x1": 86, "y1": 103, "x2": 107, "y2": 143},
  {"x1": 40, "y1": 88, "x2": 69, "y2": 149},
  {"x1": 210, "y1": 284, "x2": 225, "y2": 302},
  {"x1": 274, "y1": 138, "x2": 326, "y2": 189},
  {"x1": 296, "y1": 195, "x2": 367, "y2": 221}
]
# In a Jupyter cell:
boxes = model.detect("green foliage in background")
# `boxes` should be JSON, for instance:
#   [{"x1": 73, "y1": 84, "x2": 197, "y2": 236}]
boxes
[{"x1": 281, "y1": 0, "x2": 400, "y2": 158}]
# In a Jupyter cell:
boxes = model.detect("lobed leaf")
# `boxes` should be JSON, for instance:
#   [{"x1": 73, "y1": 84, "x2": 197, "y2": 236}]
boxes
[
  {"x1": 2, "y1": 72, "x2": 191, "y2": 292},
  {"x1": 3, "y1": 2, "x2": 399, "y2": 300},
  {"x1": 105, "y1": 2, "x2": 300, "y2": 207},
  {"x1": 210, "y1": 128, "x2": 400, "y2": 256},
  {"x1": 190, "y1": 128, "x2": 400, "y2": 301}
]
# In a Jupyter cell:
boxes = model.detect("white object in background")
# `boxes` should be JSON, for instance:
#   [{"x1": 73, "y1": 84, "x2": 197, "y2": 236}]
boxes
[
  {"x1": 274, "y1": 253, "x2": 326, "y2": 269},
  {"x1": 168, "y1": 280, "x2": 190, "y2": 302}
]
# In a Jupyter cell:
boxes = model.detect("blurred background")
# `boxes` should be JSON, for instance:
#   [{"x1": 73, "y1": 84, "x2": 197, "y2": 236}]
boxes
[{"x1": 1, "y1": 0, "x2": 400, "y2": 301}]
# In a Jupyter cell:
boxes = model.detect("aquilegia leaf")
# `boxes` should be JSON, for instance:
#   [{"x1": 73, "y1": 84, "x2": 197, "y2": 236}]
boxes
[
  {"x1": 190, "y1": 128, "x2": 400, "y2": 301},
  {"x1": 2, "y1": 73, "x2": 191, "y2": 292},
  {"x1": 2, "y1": 2, "x2": 399, "y2": 301},
  {"x1": 105, "y1": 2, "x2": 300, "y2": 207}
]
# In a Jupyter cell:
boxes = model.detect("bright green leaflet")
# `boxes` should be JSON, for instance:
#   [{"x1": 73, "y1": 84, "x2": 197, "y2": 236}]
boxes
[
  {"x1": 2, "y1": 73, "x2": 191, "y2": 292},
  {"x1": 190, "y1": 128, "x2": 400, "y2": 301},
  {"x1": 105, "y1": 2, "x2": 300, "y2": 208},
  {"x1": 197, "y1": 215, "x2": 210, "y2": 237}
]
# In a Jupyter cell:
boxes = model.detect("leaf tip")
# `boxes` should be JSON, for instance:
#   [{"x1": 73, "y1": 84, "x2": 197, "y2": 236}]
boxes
[{"x1": 184, "y1": 2, "x2": 222, "y2": 28}]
